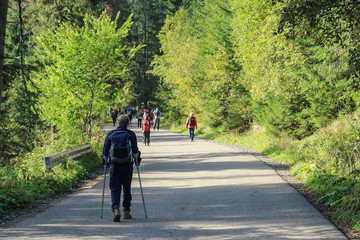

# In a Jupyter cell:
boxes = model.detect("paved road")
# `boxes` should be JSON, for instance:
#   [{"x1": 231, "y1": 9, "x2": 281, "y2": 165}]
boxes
[{"x1": 0, "y1": 124, "x2": 347, "y2": 239}]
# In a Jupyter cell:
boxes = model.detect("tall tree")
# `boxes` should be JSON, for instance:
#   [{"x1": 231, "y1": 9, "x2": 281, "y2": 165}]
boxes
[
  {"x1": 0, "y1": 0, "x2": 9, "y2": 103},
  {"x1": 128, "y1": 0, "x2": 183, "y2": 109},
  {"x1": 35, "y1": 12, "x2": 141, "y2": 142}
]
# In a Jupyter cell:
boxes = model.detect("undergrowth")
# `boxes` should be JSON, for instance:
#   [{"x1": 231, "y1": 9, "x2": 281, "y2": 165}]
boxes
[{"x1": 0, "y1": 130, "x2": 105, "y2": 216}]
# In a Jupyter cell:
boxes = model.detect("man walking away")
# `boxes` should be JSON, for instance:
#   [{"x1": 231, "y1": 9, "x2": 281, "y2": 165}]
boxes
[
  {"x1": 153, "y1": 108, "x2": 161, "y2": 130},
  {"x1": 111, "y1": 109, "x2": 119, "y2": 127},
  {"x1": 185, "y1": 112, "x2": 197, "y2": 142},
  {"x1": 102, "y1": 115, "x2": 141, "y2": 222},
  {"x1": 137, "y1": 110, "x2": 143, "y2": 128}
]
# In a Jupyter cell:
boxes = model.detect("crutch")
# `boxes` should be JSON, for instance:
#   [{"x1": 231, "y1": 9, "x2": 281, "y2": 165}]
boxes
[{"x1": 100, "y1": 160, "x2": 108, "y2": 219}]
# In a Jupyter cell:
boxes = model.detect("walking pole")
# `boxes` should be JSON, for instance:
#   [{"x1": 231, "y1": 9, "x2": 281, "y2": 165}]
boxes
[
  {"x1": 135, "y1": 157, "x2": 148, "y2": 219},
  {"x1": 100, "y1": 162, "x2": 108, "y2": 219},
  {"x1": 129, "y1": 138, "x2": 148, "y2": 219}
]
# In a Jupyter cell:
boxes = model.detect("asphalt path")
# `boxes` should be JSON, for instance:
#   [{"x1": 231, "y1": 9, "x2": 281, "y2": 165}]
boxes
[{"x1": 0, "y1": 124, "x2": 347, "y2": 239}]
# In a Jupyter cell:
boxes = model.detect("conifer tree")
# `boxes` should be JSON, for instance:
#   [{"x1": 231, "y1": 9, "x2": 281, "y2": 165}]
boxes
[{"x1": 0, "y1": 0, "x2": 9, "y2": 104}]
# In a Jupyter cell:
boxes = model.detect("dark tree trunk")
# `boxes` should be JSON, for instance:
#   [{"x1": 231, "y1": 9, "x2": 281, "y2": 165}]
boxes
[{"x1": 0, "y1": 0, "x2": 9, "y2": 104}]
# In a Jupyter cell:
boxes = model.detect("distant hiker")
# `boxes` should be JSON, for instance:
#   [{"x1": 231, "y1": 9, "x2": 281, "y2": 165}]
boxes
[
  {"x1": 108, "y1": 106, "x2": 113, "y2": 118},
  {"x1": 143, "y1": 109, "x2": 150, "y2": 121},
  {"x1": 128, "y1": 112, "x2": 133, "y2": 127},
  {"x1": 185, "y1": 112, "x2": 197, "y2": 142},
  {"x1": 142, "y1": 115, "x2": 151, "y2": 146},
  {"x1": 102, "y1": 115, "x2": 142, "y2": 222},
  {"x1": 111, "y1": 109, "x2": 119, "y2": 127},
  {"x1": 137, "y1": 110, "x2": 143, "y2": 128},
  {"x1": 153, "y1": 108, "x2": 162, "y2": 130}
]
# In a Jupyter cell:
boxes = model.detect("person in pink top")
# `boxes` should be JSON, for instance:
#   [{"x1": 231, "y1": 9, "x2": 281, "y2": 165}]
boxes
[{"x1": 185, "y1": 112, "x2": 197, "y2": 142}]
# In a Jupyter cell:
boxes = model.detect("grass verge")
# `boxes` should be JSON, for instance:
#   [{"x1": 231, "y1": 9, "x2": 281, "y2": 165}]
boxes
[{"x1": 165, "y1": 118, "x2": 360, "y2": 233}]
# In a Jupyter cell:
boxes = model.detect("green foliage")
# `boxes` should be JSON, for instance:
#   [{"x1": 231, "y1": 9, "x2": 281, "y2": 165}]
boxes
[
  {"x1": 152, "y1": 8, "x2": 203, "y2": 115},
  {"x1": 294, "y1": 39, "x2": 357, "y2": 134},
  {"x1": 306, "y1": 173, "x2": 360, "y2": 226},
  {"x1": 128, "y1": 0, "x2": 174, "y2": 108},
  {"x1": 297, "y1": 114, "x2": 360, "y2": 176},
  {"x1": 26, "y1": 0, "x2": 104, "y2": 33},
  {"x1": 250, "y1": 95, "x2": 301, "y2": 137},
  {"x1": 279, "y1": 0, "x2": 360, "y2": 48},
  {"x1": 231, "y1": 0, "x2": 301, "y2": 99},
  {"x1": 152, "y1": 0, "x2": 250, "y2": 132},
  {"x1": 34, "y1": 11, "x2": 141, "y2": 142},
  {"x1": 0, "y1": 1, "x2": 42, "y2": 163},
  {"x1": 0, "y1": 78, "x2": 41, "y2": 162},
  {"x1": 0, "y1": 130, "x2": 104, "y2": 216}
]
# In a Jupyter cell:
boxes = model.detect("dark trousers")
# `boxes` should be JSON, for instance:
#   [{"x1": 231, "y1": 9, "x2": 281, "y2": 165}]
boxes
[
  {"x1": 143, "y1": 131, "x2": 150, "y2": 145},
  {"x1": 109, "y1": 163, "x2": 133, "y2": 211},
  {"x1": 138, "y1": 119, "x2": 142, "y2": 128},
  {"x1": 112, "y1": 117, "x2": 117, "y2": 127},
  {"x1": 153, "y1": 118, "x2": 160, "y2": 130}
]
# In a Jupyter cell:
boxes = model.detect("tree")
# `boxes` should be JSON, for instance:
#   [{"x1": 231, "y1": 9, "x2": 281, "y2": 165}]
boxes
[
  {"x1": 276, "y1": 0, "x2": 360, "y2": 137},
  {"x1": 35, "y1": 12, "x2": 141, "y2": 143},
  {"x1": 152, "y1": 8, "x2": 202, "y2": 115},
  {"x1": 0, "y1": 0, "x2": 9, "y2": 104},
  {"x1": 128, "y1": 0, "x2": 181, "y2": 109}
]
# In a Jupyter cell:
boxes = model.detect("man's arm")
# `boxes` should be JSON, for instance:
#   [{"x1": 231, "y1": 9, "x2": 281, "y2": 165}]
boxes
[
  {"x1": 129, "y1": 131, "x2": 139, "y2": 153},
  {"x1": 185, "y1": 117, "x2": 189, "y2": 128},
  {"x1": 128, "y1": 130, "x2": 141, "y2": 165},
  {"x1": 102, "y1": 131, "x2": 113, "y2": 157}
]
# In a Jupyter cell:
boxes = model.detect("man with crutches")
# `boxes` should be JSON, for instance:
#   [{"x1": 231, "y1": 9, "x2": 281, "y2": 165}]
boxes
[{"x1": 101, "y1": 115, "x2": 142, "y2": 222}]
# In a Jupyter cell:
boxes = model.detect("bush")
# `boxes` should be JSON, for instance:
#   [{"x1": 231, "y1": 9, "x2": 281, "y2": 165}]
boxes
[
  {"x1": 0, "y1": 130, "x2": 104, "y2": 216},
  {"x1": 296, "y1": 114, "x2": 360, "y2": 176}
]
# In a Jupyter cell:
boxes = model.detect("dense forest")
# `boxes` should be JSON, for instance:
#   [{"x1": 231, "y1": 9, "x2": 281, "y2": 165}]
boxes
[{"x1": 1, "y1": 0, "x2": 360, "y2": 232}]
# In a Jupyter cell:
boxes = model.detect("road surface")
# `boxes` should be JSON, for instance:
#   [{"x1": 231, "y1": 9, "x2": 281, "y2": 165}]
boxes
[{"x1": 0, "y1": 124, "x2": 347, "y2": 239}]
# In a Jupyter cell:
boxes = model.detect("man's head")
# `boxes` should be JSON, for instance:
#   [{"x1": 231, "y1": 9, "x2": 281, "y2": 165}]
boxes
[{"x1": 119, "y1": 115, "x2": 130, "y2": 127}]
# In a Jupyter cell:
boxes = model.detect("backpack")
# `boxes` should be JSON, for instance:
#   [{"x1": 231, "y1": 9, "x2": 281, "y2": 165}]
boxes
[
  {"x1": 189, "y1": 117, "x2": 195, "y2": 127},
  {"x1": 109, "y1": 131, "x2": 132, "y2": 164},
  {"x1": 156, "y1": 110, "x2": 161, "y2": 117}
]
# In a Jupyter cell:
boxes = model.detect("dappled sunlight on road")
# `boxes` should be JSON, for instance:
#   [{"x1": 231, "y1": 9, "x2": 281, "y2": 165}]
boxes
[{"x1": 0, "y1": 124, "x2": 346, "y2": 239}]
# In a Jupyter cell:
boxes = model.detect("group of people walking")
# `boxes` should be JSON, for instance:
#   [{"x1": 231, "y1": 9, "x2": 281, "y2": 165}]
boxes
[
  {"x1": 102, "y1": 109, "x2": 198, "y2": 222},
  {"x1": 137, "y1": 108, "x2": 162, "y2": 146},
  {"x1": 109, "y1": 108, "x2": 137, "y2": 127}
]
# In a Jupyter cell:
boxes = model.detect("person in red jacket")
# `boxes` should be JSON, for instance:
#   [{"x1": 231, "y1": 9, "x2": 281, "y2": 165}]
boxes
[
  {"x1": 142, "y1": 115, "x2": 151, "y2": 146},
  {"x1": 185, "y1": 112, "x2": 197, "y2": 142}
]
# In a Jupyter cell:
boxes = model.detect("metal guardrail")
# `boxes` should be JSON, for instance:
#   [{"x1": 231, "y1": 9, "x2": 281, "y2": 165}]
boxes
[{"x1": 44, "y1": 144, "x2": 92, "y2": 169}]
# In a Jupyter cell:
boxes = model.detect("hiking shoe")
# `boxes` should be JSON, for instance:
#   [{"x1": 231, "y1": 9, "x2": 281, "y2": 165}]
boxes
[
  {"x1": 123, "y1": 209, "x2": 132, "y2": 219},
  {"x1": 113, "y1": 208, "x2": 120, "y2": 222}
]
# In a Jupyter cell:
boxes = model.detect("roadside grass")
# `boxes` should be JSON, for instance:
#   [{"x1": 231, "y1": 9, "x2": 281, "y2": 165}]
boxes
[
  {"x1": 0, "y1": 130, "x2": 105, "y2": 217},
  {"x1": 165, "y1": 117, "x2": 360, "y2": 231}
]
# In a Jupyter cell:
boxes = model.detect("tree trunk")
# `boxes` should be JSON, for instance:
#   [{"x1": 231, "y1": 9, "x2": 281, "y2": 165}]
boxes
[{"x1": 0, "y1": 0, "x2": 9, "y2": 104}]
